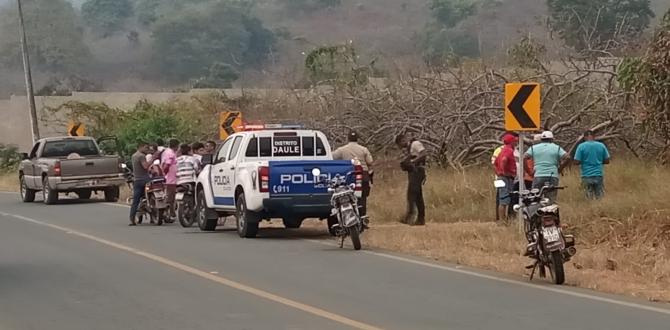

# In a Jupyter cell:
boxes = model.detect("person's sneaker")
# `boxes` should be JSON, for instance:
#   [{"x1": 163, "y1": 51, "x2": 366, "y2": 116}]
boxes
[
  {"x1": 129, "y1": 217, "x2": 137, "y2": 226},
  {"x1": 361, "y1": 216, "x2": 370, "y2": 229},
  {"x1": 523, "y1": 243, "x2": 536, "y2": 257}
]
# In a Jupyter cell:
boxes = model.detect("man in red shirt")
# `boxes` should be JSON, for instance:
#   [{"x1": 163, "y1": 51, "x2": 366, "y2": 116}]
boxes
[{"x1": 495, "y1": 134, "x2": 518, "y2": 222}]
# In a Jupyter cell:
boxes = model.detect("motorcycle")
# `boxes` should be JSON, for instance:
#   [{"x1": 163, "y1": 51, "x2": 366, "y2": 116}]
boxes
[
  {"x1": 120, "y1": 163, "x2": 133, "y2": 204},
  {"x1": 313, "y1": 168, "x2": 365, "y2": 251},
  {"x1": 176, "y1": 182, "x2": 196, "y2": 228},
  {"x1": 512, "y1": 185, "x2": 577, "y2": 285},
  {"x1": 134, "y1": 160, "x2": 170, "y2": 226}
]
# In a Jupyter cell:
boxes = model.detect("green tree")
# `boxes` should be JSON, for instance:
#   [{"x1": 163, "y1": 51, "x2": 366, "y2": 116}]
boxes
[
  {"x1": 192, "y1": 62, "x2": 240, "y2": 89},
  {"x1": 618, "y1": 9, "x2": 670, "y2": 142},
  {"x1": 547, "y1": 0, "x2": 654, "y2": 52},
  {"x1": 430, "y1": 0, "x2": 477, "y2": 28},
  {"x1": 135, "y1": 0, "x2": 211, "y2": 27},
  {"x1": 0, "y1": 0, "x2": 90, "y2": 72},
  {"x1": 150, "y1": 1, "x2": 275, "y2": 81},
  {"x1": 81, "y1": 0, "x2": 133, "y2": 36}
]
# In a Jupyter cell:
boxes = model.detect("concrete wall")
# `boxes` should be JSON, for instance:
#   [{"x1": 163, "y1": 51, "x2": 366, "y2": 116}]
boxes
[{"x1": 0, "y1": 89, "x2": 288, "y2": 151}]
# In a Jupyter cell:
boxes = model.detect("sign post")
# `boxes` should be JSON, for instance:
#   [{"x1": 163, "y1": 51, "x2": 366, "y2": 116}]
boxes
[
  {"x1": 505, "y1": 83, "x2": 541, "y2": 232},
  {"x1": 219, "y1": 111, "x2": 243, "y2": 140}
]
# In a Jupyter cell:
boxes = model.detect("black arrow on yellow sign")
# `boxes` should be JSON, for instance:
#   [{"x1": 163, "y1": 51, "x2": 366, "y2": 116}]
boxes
[
  {"x1": 69, "y1": 123, "x2": 82, "y2": 136},
  {"x1": 222, "y1": 112, "x2": 239, "y2": 136},
  {"x1": 507, "y1": 84, "x2": 538, "y2": 129}
]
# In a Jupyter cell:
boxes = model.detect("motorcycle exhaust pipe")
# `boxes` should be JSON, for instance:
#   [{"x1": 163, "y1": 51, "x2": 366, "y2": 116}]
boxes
[{"x1": 566, "y1": 246, "x2": 577, "y2": 256}]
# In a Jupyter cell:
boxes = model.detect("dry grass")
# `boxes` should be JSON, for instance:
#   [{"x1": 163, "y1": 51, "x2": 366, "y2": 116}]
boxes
[
  {"x1": 365, "y1": 159, "x2": 670, "y2": 302},
  {"x1": 0, "y1": 172, "x2": 17, "y2": 192}
]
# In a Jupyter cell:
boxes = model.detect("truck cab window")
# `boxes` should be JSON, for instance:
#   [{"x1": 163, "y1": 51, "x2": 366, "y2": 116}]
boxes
[
  {"x1": 29, "y1": 143, "x2": 40, "y2": 159},
  {"x1": 245, "y1": 137, "x2": 258, "y2": 157},
  {"x1": 228, "y1": 137, "x2": 243, "y2": 160},
  {"x1": 316, "y1": 137, "x2": 327, "y2": 156},
  {"x1": 259, "y1": 137, "x2": 272, "y2": 157},
  {"x1": 216, "y1": 139, "x2": 233, "y2": 163},
  {"x1": 302, "y1": 137, "x2": 315, "y2": 156}
]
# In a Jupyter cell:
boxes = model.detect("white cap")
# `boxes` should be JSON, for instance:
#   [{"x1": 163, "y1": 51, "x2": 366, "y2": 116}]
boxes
[{"x1": 541, "y1": 131, "x2": 554, "y2": 140}]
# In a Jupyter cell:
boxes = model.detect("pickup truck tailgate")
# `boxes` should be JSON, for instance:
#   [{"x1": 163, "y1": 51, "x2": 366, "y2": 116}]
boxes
[
  {"x1": 268, "y1": 160, "x2": 354, "y2": 196},
  {"x1": 60, "y1": 157, "x2": 120, "y2": 177}
]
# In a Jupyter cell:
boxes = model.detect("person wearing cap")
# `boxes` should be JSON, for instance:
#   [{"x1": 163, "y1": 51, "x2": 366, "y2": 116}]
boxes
[
  {"x1": 492, "y1": 132, "x2": 521, "y2": 221},
  {"x1": 494, "y1": 134, "x2": 518, "y2": 222},
  {"x1": 396, "y1": 132, "x2": 427, "y2": 226},
  {"x1": 574, "y1": 130, "x2": 610, "y2": 199},
  {"x1": 332, "y1": 131, "x2": 374, "y2": 221},
  {"x1": 524, "y1": 131, "x2": 569, "y2": 201}
]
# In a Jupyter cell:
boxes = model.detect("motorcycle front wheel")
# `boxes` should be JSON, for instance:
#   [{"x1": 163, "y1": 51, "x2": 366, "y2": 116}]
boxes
[
  {"x1": 549, "y1": 250, "x2": 565, "y2": 285},
  {"x1": 349, "y1": 226, "x2": 362, "y2": 251}
]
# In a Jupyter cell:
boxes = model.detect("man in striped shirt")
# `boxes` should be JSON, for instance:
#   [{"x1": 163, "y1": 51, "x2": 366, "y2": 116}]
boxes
[{"x1": 176, "y1": 144, "x2": 201, "y2": 186}]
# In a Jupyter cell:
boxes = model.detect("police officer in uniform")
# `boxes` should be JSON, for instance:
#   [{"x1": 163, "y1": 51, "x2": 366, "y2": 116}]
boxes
[{"x1": 332, "y1": 131, "x2": 374, "y2": 222}]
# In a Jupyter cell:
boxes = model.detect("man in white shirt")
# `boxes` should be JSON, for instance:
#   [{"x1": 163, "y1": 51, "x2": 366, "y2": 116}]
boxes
[
  {"x1": 333, "y1": 131, "x2": 374, "y2": 220},
  {"x1": 396, "y1": 133, "x2": 427, "y2": 226}
]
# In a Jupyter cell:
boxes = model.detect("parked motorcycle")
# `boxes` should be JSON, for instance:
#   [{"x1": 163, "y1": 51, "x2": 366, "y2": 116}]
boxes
[
  {"x1": 176, "y1": 182, "x2": 196, "y2": 227},
  {"x1": 513, "y1": 185, "x2": 577, "y2": 285},
  {"x1": 314, "y1": 168, "x2": 365, "y2": 251},
  {"x1": 141, "y1": 176, "x2": 170, "y2": 225}
]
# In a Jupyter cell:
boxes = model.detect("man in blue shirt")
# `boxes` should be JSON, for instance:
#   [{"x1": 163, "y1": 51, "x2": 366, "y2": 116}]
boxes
[
  {"x1": 524, "y1": 131, "x2": 569, "y2": 201},
  {"x1": 574, "y1": 130, "x2": 610, "y2": 199}
]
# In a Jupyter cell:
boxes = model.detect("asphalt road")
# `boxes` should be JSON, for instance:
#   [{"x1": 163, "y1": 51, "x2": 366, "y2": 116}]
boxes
[{"x1": 1, "y1": 192, "x2": 669, "y2": 330}]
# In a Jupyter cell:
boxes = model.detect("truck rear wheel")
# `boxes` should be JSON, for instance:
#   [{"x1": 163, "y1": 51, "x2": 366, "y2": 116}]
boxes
[
  {"x1": 20, "y1": 175, "x2": 36, "y2": 203},
  {"x1": 196, "y1": 188, "x2": 218, "y2": 231},
  {"x1": 235, "y1": 193, "x2": 259, "y2": 238},
  {"x1": 77, "y1": 189, "x2": 92, "y2": 200},
  {"x1": 282, "y1": 217, "x2": 304, "y2": 229},
  {"x1": 42, "y1": 177, "x2": 58, "y2": 205}
]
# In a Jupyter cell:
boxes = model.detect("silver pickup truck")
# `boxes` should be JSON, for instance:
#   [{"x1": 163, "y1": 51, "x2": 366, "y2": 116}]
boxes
[{"x1": 18, "y1": 136, "x2": 125, "y2": 204}]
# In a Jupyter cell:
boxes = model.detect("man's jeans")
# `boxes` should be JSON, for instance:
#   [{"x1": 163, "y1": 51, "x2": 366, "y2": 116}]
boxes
[
  {"x1": 130, "y1": 179, "x2": 147, "y2": 221},
  {"x1": 532, "y1": 176, "x2": 559, "y2": 201},
  {"x1": 582, "y1": 176, "x2": 604, "y2": 200}
]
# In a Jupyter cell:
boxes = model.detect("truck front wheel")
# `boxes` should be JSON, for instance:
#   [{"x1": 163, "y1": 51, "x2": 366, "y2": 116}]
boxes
[
  {"x1": 196, "y1": 188, "x2": 218, "y2": 232},
  {"x1": 282, "y1": 217, "x2": 304, "y2": 229},
  {"x1": 104, "y1": 187, "x2": 119, "y2": 202},
  {"x1": 235, "y1": 193, "x2": 259, "y2": 238}
]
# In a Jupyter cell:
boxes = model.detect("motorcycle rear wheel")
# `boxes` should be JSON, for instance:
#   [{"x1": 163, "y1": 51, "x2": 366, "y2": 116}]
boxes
[
  {"x1": 349, "y1": 226, "x2": 362, "y2": 251},
  {"x1": 178, "y1": 199, "x2": 195, "y2": 228},
  {"x1": 549, "y1": 250, "x2": 565, "y2": 285}
]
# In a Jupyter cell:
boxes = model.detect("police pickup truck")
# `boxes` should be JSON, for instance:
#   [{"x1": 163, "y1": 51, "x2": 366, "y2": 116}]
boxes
[{"x1": 195, "y1": 125, "x2": 363, "y2": 238}]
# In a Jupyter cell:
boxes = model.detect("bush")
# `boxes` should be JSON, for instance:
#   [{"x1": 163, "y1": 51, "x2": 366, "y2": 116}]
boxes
[{"x1": 0, "y1": 144, "x2": 22, "y2": 172}]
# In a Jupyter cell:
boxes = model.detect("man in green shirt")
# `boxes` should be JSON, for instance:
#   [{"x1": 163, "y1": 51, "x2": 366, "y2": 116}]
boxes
[
  {"x1": 524, "y1": 131, "x2": 569, "y2": 201},
  {"x1": 574, "y1": 130, "x2": 611, "y2": 199}
]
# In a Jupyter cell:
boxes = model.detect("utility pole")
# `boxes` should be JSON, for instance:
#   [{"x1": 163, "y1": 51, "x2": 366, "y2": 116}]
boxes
[{"x1": 17, "y1": 0, "x2": 40, "y2": 143}]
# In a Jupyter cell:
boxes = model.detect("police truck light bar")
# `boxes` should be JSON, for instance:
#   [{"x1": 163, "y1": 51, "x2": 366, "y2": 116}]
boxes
[{"x1": 238, "y1": 123, "x2": 305, "y2": 131}]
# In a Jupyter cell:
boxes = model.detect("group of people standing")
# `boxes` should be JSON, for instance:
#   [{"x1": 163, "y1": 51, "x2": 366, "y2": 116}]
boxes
[
  {"x1": 128, "y1": 139, "x2": 217, "y2": 226},
  {"x1": 493, "y1": 130, "x2": 611, "y2": 222}
]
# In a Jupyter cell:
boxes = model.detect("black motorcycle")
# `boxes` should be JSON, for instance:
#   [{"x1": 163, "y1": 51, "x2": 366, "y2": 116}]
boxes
[
  {"x1": 514, "y1": 185, "x2": 576, "y2": 285},
  {"x1": 176, "y1": 182, "x2": 196, "y2": 228}
]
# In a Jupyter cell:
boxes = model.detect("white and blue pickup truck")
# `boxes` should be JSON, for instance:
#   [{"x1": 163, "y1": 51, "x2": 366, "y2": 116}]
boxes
[{"x1": 195, "y1": 125, "x2": 363, "y2": 238}]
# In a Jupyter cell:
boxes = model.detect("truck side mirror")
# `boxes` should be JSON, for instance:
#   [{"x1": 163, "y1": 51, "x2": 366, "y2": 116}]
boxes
[
  {"x1": 201, "y1": 154, "x2": 213, "y2": 165},
  {"x1": 20, "y1": 152, "x2": 29, "y2": 160}
]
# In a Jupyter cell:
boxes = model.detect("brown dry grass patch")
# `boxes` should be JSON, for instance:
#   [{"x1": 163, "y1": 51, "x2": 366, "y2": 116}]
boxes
[
  {"x1": 0, "y1": 172, "x2": 17, "y2": 192},
  {"x1": 365, "y1": 159, "x2": 670, "y2": 302}
]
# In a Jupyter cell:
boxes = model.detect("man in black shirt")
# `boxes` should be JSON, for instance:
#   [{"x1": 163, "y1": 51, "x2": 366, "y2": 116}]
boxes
[{"x1": 129, "y1": 141, "x2": 151, "y2": 226}]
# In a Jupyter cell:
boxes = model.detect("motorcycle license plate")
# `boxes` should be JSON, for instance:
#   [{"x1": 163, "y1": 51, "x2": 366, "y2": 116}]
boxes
[
  {"x1": 175, "y1": 192, "x2": 184, "y2": 201},
  {"x1": 543, "y1": 226, "x2": 561, "y2": 243}
]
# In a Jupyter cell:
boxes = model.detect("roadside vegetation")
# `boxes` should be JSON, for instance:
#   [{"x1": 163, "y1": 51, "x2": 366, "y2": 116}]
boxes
[
  {"x1": 366, "y1": 160, "x2": 670, "y2": 302},
  {"x1": 0, "y1": 144, "x2": 21, "y2": 192}
]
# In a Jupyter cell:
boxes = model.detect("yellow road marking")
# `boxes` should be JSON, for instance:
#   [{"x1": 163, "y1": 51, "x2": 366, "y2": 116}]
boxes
[{"x1": 0, "y1": 212, "x2": 382, "y2": 330}]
